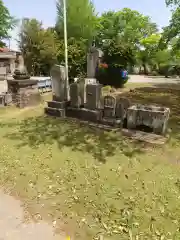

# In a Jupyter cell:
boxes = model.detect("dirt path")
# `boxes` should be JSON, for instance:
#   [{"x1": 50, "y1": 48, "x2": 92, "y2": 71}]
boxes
[{"x1": 0, "y1": 190, "x2": 65, "y2": 240}]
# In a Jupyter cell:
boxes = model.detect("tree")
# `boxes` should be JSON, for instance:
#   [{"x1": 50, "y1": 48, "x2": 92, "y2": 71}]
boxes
[
  {"x1": 19, "y1": 18, "x2": 57, "y2": 76},
  {"x1": 0, "y1": 0, "x2": 15, "y2": 46},
  {"x1": 96, "y1": 8, "x2": 157, "y2": 48},
  {"x1": 160, "y1": 7, "x2": 180, "y2": 67},
  {"x1": 56, "y1": 37, "x2": 87, "y2": 79},
  {"x1": 95, "y1": 8, "x2": 158, "y2": 74},
  {"x1": 137, "y1": 34, "x2": 162, "y2": 73},
  {"x1": 55, "y1": 0, "x2": 98, "y2": 78},
  {"x1": 166, "y1": 0, "x2": 180, "y2": 6},
  {"x1": 56, "y1": 0, "x2": 97, "y2": 42}
]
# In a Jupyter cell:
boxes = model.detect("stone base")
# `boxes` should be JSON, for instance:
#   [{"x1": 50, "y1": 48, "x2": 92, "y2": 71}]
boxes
[
  {"x1": 45, "y1": 107, "x2": 66, "y2": 118},
  {"x1": 101, "y1": 118, "x2": 122, "y2": 127},
  {"x1": 7, "y1": 79, "x2": 41, "y2": 108},
  {"x1": 122, "y1": 129, "x2": 168, "y2": 145},
  {"x1": 47, "y1": 101, "x2": 69, "y2": 109},
  {"x1": 0, "y1": 93, "x2": 12, "y2": 107},
  {"x1": 66, "y1": 107, "x2": 101, "y2": 123}
]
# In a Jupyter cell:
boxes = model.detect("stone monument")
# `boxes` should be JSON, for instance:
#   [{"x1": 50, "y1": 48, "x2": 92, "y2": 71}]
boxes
[
  {"x1": 85, "y1": 83, "x2": 102, "y2": 110},
  {"x1": 51, "y1": 65, "x2": 67, "y2": 102},
  {"x1": 7, "y1": 64, "x2": 41, "y2": 108},
  {"x1": 45, "y1": 65, "x2": 69, "y2": 117},
  {"x1": 70, "y1": 82, "x2": 81, "y2": 108},
  {"x1": 127, "y1": 105, "x2": 170, "y2": 135},
  {"x1": 86, "y1": 46, "x2": 103, "y2": 84}
]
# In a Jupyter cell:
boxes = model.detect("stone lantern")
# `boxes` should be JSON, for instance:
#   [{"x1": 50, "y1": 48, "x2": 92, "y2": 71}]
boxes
[{"x1": 7, "y1": 65, "x2": 41, "y2": 108}]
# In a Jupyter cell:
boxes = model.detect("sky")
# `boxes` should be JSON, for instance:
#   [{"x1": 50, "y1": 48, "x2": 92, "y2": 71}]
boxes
[{"x1": 4, "y1": 0, "x2": 171, "y2": 50}]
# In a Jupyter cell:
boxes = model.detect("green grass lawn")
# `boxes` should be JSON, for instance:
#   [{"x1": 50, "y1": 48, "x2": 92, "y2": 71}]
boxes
[{"x1": 1, "y1": 87, "x2": 180, "y2": 239}]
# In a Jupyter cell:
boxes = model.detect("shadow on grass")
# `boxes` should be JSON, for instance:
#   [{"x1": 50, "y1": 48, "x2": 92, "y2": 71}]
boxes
[
  {"x1": 5, "y1": 85, "x2": 180, "y2": 162},
  {"x1": 121, "y1": 86, "x2": 180, "y2": 141},
  {"x1": 4, "y1": 115, "x2": 145, "y2": 163}
]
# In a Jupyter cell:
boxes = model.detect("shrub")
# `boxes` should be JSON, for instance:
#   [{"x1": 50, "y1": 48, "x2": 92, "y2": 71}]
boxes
[{"x1": 96, "y1": 65, "x2": 128, "y2": 88}]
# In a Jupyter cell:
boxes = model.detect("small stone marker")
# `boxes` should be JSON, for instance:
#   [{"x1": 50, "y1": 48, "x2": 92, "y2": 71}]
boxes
[
  {"x1": 70, "y1": 82, "x2": 80, "y2": 108},
  {"x1": 86, "y1": 83, "x2": 102, "y2": 110},
  {"x1": 103, "y1": 95, "x2": 116, "y2": 118}
]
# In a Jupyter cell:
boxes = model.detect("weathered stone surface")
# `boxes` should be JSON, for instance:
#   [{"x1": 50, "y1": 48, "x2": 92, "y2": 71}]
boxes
[
  {"x1": 86, "y1": 84, "x2": 102, "y2": 110},
  {"x1": 70, "y1": 83, "x2": 81, "y2": 108},
  {"x1": 77, "y1": 78, "x2": 97, "y2": 106},
  {"x1": 45, "y1": 107, "x2": 66, "y2": 118},
  {"x1": 127, "y1": 105, "x2": 170, "y2": 135},
  {"x1": 51, "y1": 65, "x2": 68, "y2": 101},
  {"x1": 0, "y1": 67, "x2": 7, "y2": 80},
  {"x1": 84, "y1": 78, "x2": 97, "y2": 85},
  {"x1": 101, "y1": 118, "x2": 122, "y2": 127},
  {"x1": 87, "y1": 47, "x2": 103, "y2": 78},
  {"x1": 116, "y1": 97, "x2": 131, "y2": 120},
  {"x1": 0, "y1": 95, "x2": 5, "y2": 107},
  {"x1": 0, "y1": 93, "x2": 12, "y2": 107},
  {"x1": 103, "y1": 95, "x2": 116, "y2": 118},
  {"x1": 122, "y1": 129, "x2": 168, "y2": 145},
  {"x1": 7, "y1": 79, "x2": 41, "y2": 108},
  {"x1": 66, "y1": 107, "x2": 101, "y2": 123},
  {"x1": 4, "y1": 93, "x2": 12, "y2": 105},
  {"x1": 47, "y1": 101, "x2": 67, "y2": 109},
  {"x1": 78, "y1": 81, "x2": 86, "y2": 106}
]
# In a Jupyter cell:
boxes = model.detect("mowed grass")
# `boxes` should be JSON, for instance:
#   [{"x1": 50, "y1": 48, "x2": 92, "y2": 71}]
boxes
[{"x1": 0, "y1": 86, "x2": 180, "y2": 239}]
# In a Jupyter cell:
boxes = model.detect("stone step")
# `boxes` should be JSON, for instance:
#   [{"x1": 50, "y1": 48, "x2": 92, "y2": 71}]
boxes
[
  {"x1": 44, "y1": 107, "x2": 65, "y2": 118},
  {"x1": 47, "y1": 101, "x2": 67, "y2": 109}
]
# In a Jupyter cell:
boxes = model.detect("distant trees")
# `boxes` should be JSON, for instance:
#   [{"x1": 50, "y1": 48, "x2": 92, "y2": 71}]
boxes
[
  {"x1": 19, "y1": 18, "x2": 57, "y2": 76},
  {"x1": 12, "y1": 0, "x2": 180, "y2": 77},
  {"x1": 0, "y1": 0, "x2": 16, "y2": 47}
]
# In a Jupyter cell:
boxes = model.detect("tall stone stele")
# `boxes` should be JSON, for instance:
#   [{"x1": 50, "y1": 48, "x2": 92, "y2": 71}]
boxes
[
  {"x1": 7, "y1": 65, "x2": 41, "y2": 108},
  {"x1": 87, "y1": 46, "x2": 104, "y2": 79},
  {"x1": 45, "y1": 65, "x2": 69, "y2": 118}
]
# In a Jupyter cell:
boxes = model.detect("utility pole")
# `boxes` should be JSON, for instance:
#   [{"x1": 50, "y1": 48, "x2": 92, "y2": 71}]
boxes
[{"x1": 63, "y1": 0, "x2": 69, "y2": 100}]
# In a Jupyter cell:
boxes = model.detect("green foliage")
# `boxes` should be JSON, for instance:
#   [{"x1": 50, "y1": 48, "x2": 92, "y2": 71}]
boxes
[
  {"x1": 56, "y1": 37, "x2": 87, "y2": 79},
  {"x1": 55, "y1": 0, "x2": 98, "y2": 79},
  {"x1": 0, "y1": 0, "x2": 16, "y2": 43},
  {"x1": 166, "y1": 0, "x2": 180, "y2": 6},
  {"x1": 19, "y1": 18, "x2": 57, "y2": 76},
  {"x1": 95, "y1": 9, "x2": 158, "y2": 76},
  {"x1": 56, "y1": 0, "x2": 97, "y2": 42},
  {"x1": 96, "y1": 8, "x2": 157, "y2": 48}
]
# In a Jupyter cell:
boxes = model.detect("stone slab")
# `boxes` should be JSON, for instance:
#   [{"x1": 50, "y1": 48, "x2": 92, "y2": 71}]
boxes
[
  {"x1": 82, "y1": 121, "x2": 120, "y2": 132},
  {"x1": 47, "y1": 101, "x2": 67, "y2": 109},
  {"x1": 66, "y1": 107, "x2": 101, "y2": 123},
  {"x1": 121, "y1": 129, "x2": 168, "y2": 145},
  {"x1": 45, "y1": 107, "x2": 66, "y2": 118},
  {"x1": 101, "y1": 118, "x2": 122, "y2": 127}
]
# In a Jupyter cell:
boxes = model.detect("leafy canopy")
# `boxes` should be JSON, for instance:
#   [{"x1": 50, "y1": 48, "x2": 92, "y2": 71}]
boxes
[
  {"x1": 56, "y1": 0, "x2": 97, "y2": 42},
  {"x1": 0, "y1": 0, "x2": 16, "y2": 46},
  {"x1": 19, "y1": 18, "x2": 57, "y2": 76}
]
